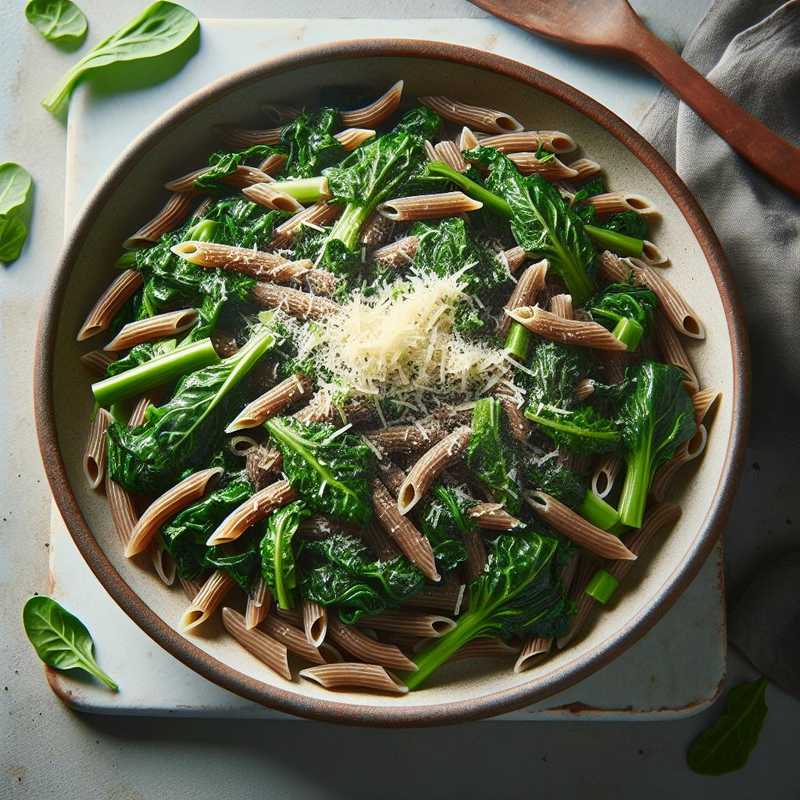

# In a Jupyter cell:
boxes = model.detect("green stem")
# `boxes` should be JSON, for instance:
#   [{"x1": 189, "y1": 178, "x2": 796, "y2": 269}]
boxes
[
  {"x1": 92, "y1": 338, "x2": 219, "y2": 407},
  {"x1": 269, "y1": 177, "x2": 330, "y2": 204},
  {"x1": 273, "y1": 530, "x2": 292, "y2": 610},
  {"x1": 585, "y1": 569, "x2": 619, "y2": 605},
  {"x1": 116, "y1": 251, "x2": 137, "y2": 268},
  {"x1": 185, "y1": 219, "x2": 218, "y2": 242},
  {"x1": 76, "y1": 653, "x2": 119, "y2": 691},
  {"x1": 329, "y1": 203, "x2": 371, "y2": 251},
  {"x1": 578, "y1": 491, "x2": 620, "y2": 531},
  {"x1": 585, "y1": 224, "x2": 644, "y2": 258},
  {"x1": 427, "y1": 161, "x2": 513, "y2": 218},
  {"x1": 612, "y1": 317, "x2": 644, "y2": 350},
  {"x1": 503, "y1": 322, "x2": 531, "y2": 361},
  {"x1": 619, "y1": 440, "x2": 652, "y2": 528},
  {"x1": 524, "y1": 410, "x2": 621, "y2": 446}
]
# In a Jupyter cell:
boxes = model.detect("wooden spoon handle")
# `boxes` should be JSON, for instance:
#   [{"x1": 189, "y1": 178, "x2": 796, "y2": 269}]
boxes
[{"x1": 629, "y1": 23, "x2": 800, "y2": 197}]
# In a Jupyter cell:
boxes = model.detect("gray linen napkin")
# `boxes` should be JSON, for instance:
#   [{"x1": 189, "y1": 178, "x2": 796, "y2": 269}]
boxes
[{"x1": 639, "y1": 0, "x2": 800, "y2": 696}]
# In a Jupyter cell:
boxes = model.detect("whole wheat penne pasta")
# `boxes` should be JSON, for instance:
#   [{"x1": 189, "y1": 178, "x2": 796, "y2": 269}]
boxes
[
  {"x1": 245, "y1": 576, "x2": 272, "y2": 630},
  {"x1": 575, "y1": 377, "x2": 595, "y2": 401},
  {"x1": 419, "y1": 96, "x2": 523, "y2": 133},
  {"x1": 82, "y1": 408, "x2": 112, "y2": 489},
  {"x1": 299, "y1": 663, "x2": 408, "y2": 694},
  {"x1": 302, "y1": 600, "x2": 328, "y2": 648},
  {"x1": 463, "y1": 529, "x2": 488, "y2": 582},
  {"x1": 434, "y1": 140, "x2": 467, "y2": 172},
  {"x1": 292, "y1": 393, "x2": 374, "y2": 426},
  {"x1": 378, "y1": 191, "x2": 482, "y2": 222},
  {"x1": 365, "y1": 411, "x2": 468, "y2": 456},
  {"x1": 692, "y1": 388, "x2": 721, "y2": 425},
  {"x1": 358, "y1": 521, "x2": 401, "y2": 561},
  {"x1": 249, "y1": 282, "x2": 340, "y2": 320},
  {"x1": 179, "y1": 575, "x2": 204, "y2": 600},
  {"x1": 549, "y1": 292, "x2": 574, "y2": 320},
  {"x1": 424, "y1": 139, "x2": 439, "y2": 161},
  {"x1": 597, "y1": 349, "x2": 628, "y2": 385},
  {"x1": 164, "y1": 165, "x2": 272, "y2": 193},
  {"x1": 375, "y1": 459, "x2": 407, "y2": 498},
  {"x1": 179, "y1": 570, "x2": 234, "y2": 631},
  {"x1": 228, "y1": 434, "x2": 259, "y2": 456},
  {"x1": 124, "y1": 192, "x2": 195, "y2": 248},
  {"x1": 80, "y1": 349, "x2": 116, "y2": 376},
  {"x1": 335, "y1": 127, "x2": 377, "y2": 150},
  {"x1": 150, "y1": 540, "x2": 176, "y2": 586},
  {"x1": 273, "y1": 607, "x2": 302, "y2": 626},
  {"x1": 526, "y1": 491, "x2": 636, "y2": 560},
  {"x1": 556, "y1": 559, "x2": 597, "y2": 648},
  {"x1": 514, "y1": 636, "x2": 552, "y2": 673},
  {"x1": 222, "y1": 607, "x2": 291, "y2": 680},
  {"x1": 206, "y1": 480, "x2": 297, "y2": 545},
  {"x1": 320, "y1": 642, "x2": 344, "y2": 664},
  {"x1": 591, "y1": 454, "x2": 623, "y2": 499},
  {"x1": 126, "y1": 467, "x2": 222, "y2": 558},
  {"x1": 400, "y1": 578, "x2": 465, "y2": 615},
  {"x1": 226, "y1": 374, "x2": 312, "y2": 433},
  {"x1": 650, "y1": 425, "x2": 707, "y2": 502},
  {"x1": 222, "y1": 126, "x2": 282, "y2": 149},
  {"x1": 261, "y1": 613, "x2": 325, "y2": 664},
  {"x1": 77, "y1": 269, "x2": 144, "y2": 341},
  {"x1": 246, "y1": 445, "x2": 283, "y2": 490},
  {"x1": 451, "y1": 638, "x2": 520, "y2": 663},
  {"x1": 458, "y1": 126, "x2": 479, "y2": 150},
  {"x1": 497, "y1": 394, "x2": 530, "y2": 443},
  {"x1": 192, "y1": 196, "x2": 214, "y2": 219},
  {"x1": 397, "y1": 426, "x2": 472, "y2": 514},
  {"x1": 172, "y1": 240, "x2": 286, "y2": 272},
  {"x1": 341, "y1": 80, "x2": 404, "y2": 128},
  {"x1": 498, "y1": 259, "x2": 548, "y2": 336},
  {"x1": 355, "y1": 609, "x2": 456, "y2": 638},
  {"x1": 508, "y1": 152, "x2": 579, "y2": 180},
  {"x1": 327, "y1": 616, "x2": 417, "y2": 672},
  {"x1": 359, "y1": 211, "x2": 394, "y2": 248},
  {"x1": 502, "y1": 245, "x2": 527, "y2": 274},
  {"x1": 130, "y1": 396, "x2": 156, "y2": 428},
  {"x1": 468, "y1": 502, "x2": 524, "y2": 531},
  {"x1": 641, "y1": 239, "x2": 669, "y2": 267},
  {"x1": 241, "y1": 182, "x2": 304, "y2": 213},
  {"x1": 372, "y1": 479, "x2": 439, "y2": 581},
  {"x1": 271, "y1": 202, "x2": 343, "y2": 248},
  {"x1": 507, "y1": 305, "x2": 627, "y2": 351},
  {"x1": 583, "y1": 192, "x2": 659, "y2": 217},
  {"x1": 372, "y1": 235, "x2": 419, "y2": 267},
  {"x1": 568, "y1": 158, "x2": 602, "y2": 181},
  {"x1": 479, "y1": 130, "x2": 577, "y2": 154},
  {"x1": 654, "y1": 313, "x2": 700, "y2": 391},
  {"x1": 257, "y1": 153, "x2": 288, "y2": 175},
  {"x1": 104, "y1": 308, "x2": 199, "y2": 352}
]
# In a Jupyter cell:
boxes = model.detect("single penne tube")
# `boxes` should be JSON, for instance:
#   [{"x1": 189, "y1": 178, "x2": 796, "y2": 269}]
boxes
[
  {"x1": 245, "y1": 576, "x2": 272, "y2": 630},
  {"x1": 106, "y1": 475, "x2": 138, "y2": 547},
  {"x1": 340, "y1": 80, "x2": 404, "y2": 128},
  {"x1": 479, "y1": 130, "x2": 577, "y2": 154},
  {"x1": 507, "y1": 305, "x2": 627, "y2": 351},
  {"x1": 377, "y1": 191, "x2": 482, "y2": 222},
  {"x1": 82, "y1": 408, "x2": 112, "y2": 489},
  {"x1": 372, "y1": 235, "x2": 419, "y2": 267},
  {"x1": 692, "y1": 388, "x2": 721, "y2": 425},
  {"x1": 205, "y1": 480, "x2": 297, "y2": 545},
  {"x1": 249, "y1": 282, "x2": 340, "y2": 320},
  {"x1": 299, "y1": 663, "x2": 408, "y2": 694},
  {"x1": 372, "y1": 479, "x2": 440, "y2": 581},
  {"x1": 526, "y1": 491, "x2": 636, "y2": 560},
  {"x1": 320, "y1": 642, "x2": 344, "y2": 664},
  {"x1": 584, "y1": 192, "x2": 660, "y2": 217},
  {"x1": 226, "y1": 374, "x2": 312, "y2": 433},
  {"x1": 649, "y1": 425, "x2": 708, "y2": 502},
  {"x1": 359, "y1": 211, "x2": 394, "y2": 248},
  {"x1": 591, "y1": 454, "x2": 623, "y2": 499},
  {"x1": 400, "y1": 578, "x2": 465, "y2": 616},
  {"x1": 77, "y1": 269, "x2": 144, "y2": 341},
  {"x1": 257, "y1": 153, "x2": 288, "y2": 175},
  {"x1": 424, "y1": 139, "x2": 439, "y2": 161},
  {"x1": 221, "y1": 126, "x2": 282, "y2": 149},
  {"x1": 260, "y1": 613, "x2": 326, "y2": 664},
  {"x1": 640, "y1": 239, "x2": 669, "y2": 267},
  {"x1": 103, "y1": 308, "x2": 199, "y2": 352},
  {"x1": 302, "y1": 599, "x2": 328, "y2": 648},
  {"x1": 125, "y1": 467, "x2": 223, "y2": 557},
  {"x1": 150, "y1": 540, "x2": 176, "y2": 586},
  {"x1": 498, "y1": 259, "x2": 548, "y2": 336},
  {"x1": 129, "y1": 393, "x2": 154, "y2": 426},
  {"x1": 497, "y1": 393, "x2": 530, "y2": 443},
  {"x1": 549, "y1": 292, "x2": 574, "y2": 320},
  {"x1": 179, "y1": 575, "x2": 204, "y2": 600},
  {"x1": 468, "y1": 502, "x2": 524, "y2": 531},
  {"x1": 514, "y1": 636, "x2": 552, "y2": 673},
  {"x1": 172, "y1": 240, "x2": 286, "y2": 272},
  {"x1": 463, "y1": 529, "x2": 488, "y2": 582},
  {"x1": 222, "y1": 607, "x2": 291, "y2": 680},
  {"x1": 228, "y1": 434, "x2": 259, "y2": 456},
  {"x1": 433, "y1": 140, "x2": 467, "y2": 172},
  {"x1": 241, "y1": 182, "x2": 304, "y2": 213},
  {"x1": 327, "y1": 616, "x2": 417, "y2": 672},
  {"x1": 179, "y1": 570, "x2": 234, "y2": 631},
  {"x1": 459, "y1": 126, "x2": 480, "y2": 150},
  {"x1": 271, "y1": 201, "x2": 343, "y2": 247},
  {"x1": 507, "y1": 152, "x2": 579, "y2": 180},
  {"x1": 358, "y1": 521, "x2": 401, "y2": 561},
  {"x1": 397, "y1": 426, "x2": 472, "y2": 514},
  {"x1": 376, "y1": 460, "x2": 407, "y2": 497},
  {"x1": 273, "y1": 607, "x2": 302, "y2": 626},
  {"x1": 654, "y1": 313, "x2": 701, "y2": 392},
  {"x1": 567, "y1": 157, "x2": 602, "y2": 180},
  {"x1": 575, "y1": 377, "x2": 595, "y2": 401},
  {"x1": 365, "y1": 412, "x2": 467, "y2": 456},
  {"x1": 246, "y1": 445, "x2": 283, "y2": 490},
  {"x1": 80, "y1": 350, "x2": 116, "y2": 376},
  {"x1": 419, "y1": 95, "x2": 523, "y2": 133},
  {"x1": 354, "y1": 609, "x2": 456, "y2": 638},
  {"x1": 123, "y1": 192, "x2": 195, "y2": 248},
  {"x1": 164, "y1": 164, "x2": 272, "y2": 193},
  {"x1": 335, "y1": 127, "x2": 377, "y2": 150},
  {"x1": 502, "y1": 245, "x2": 527, "y2": 274}
]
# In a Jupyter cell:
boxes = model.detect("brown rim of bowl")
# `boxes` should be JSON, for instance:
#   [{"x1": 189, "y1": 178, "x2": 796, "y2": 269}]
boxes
[{"x1": 34, "y1": 39, "x2": 749, "y2": 727}]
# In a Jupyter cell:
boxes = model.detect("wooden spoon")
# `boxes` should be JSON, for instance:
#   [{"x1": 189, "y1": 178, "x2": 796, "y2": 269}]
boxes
[{"x1": 470, "y1": 0, "x2": 800, "y2": 198}]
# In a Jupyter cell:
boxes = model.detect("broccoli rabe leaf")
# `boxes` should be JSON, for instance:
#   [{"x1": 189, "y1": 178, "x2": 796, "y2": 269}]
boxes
[
  {"x1": 418, "y1": 484, "x2": 471, "y2": 573},
  {"x1": 589, "y1": 282, "x2": 658, "y2": 350},
  {"x1": 603, "y1": 210, "x2": 648, "y2": 240},
  {"x1": 194, "y1": 144, "x2": 284, "y2": 190},
  {"x1": 300, "y1": 533, "x2": 423, "y2": 623},
  {"x1": 524, "y1": 460, "x2": 586, "y2": 510},
  {"x1": 525, "y1": 340, "x2": 590, "y2": 410},
  {"x1": 280, "y1": 107, "x2": 346, "y2": 179},
  {"x1": 260, "y1": 500, "x2": 311, "y2": 609},
  {"x1": 525, "y1": 404, "x2": 620, "y2": 456},
  {"x1": 265, "y1": 417, "x2": 374, "y2": 525}
]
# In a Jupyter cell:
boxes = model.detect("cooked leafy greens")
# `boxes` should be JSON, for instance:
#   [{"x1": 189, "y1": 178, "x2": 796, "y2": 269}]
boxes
[
  {"x1": 525, "y1": 404, "x2": 620, "y2": 456},
  {"x1": 525, "y1": 340, "x2": 590, "y2": 410},
  {"x1": 300, "y1": 533, "x2": 423, "y2": 623},
  {"x1": 194, "y1": 144, "x2": 284, "y2": 190},
  {"x1": 524, "y1": 460, "x2": 586, "y2": 510},
  {"x1": 26, "y1": 0, "x2": 87, "y2": 45},
  {"x1": 407, "y1": 530, "x2": 572, "y2": 688},
  {"x1": 603, "y1": 210, "x2": 648, "y2": 240},
  {"x1": 265, "y1": 418, "x2": 374, "y2": 525},
  {"x1": 280, "y1": 107, "x2": 346, "y2": 178},
  {"x1": 0, "y1": 163, "x2": 34, "y2": 265},
  {"x1": 589, "y1": 282, "x2": 658, "y2": 351},
  {"x1": 418, "y1": 484, "x2": 471, "y2": 572},
  {"x1": 260, "y1": 500, "x2": 311, "y2": 609}
]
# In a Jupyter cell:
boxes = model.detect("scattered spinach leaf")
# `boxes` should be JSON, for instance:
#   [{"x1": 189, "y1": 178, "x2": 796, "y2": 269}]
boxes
[
  {"x1": 0, "y1": 163, "x2": 34, "y2": 265},
  {"x1": 25, "y1": 0, "x2": 87, "y2": 45}
]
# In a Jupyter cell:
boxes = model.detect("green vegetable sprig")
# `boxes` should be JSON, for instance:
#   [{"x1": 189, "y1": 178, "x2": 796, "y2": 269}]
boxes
[
  {"x1": 0, "y1": 163, "x2": 34, "y2": 265},
  {"x1": 589, "y1": 282, "x2": 658, "y2": 351},
  {"x1": 23, "y1": 596, "x2": 118, "y2": 691},
  {"x1": 25, "y1": 0, "x2": 87, "y2": 45},
  {"x1": 260, "y1": 500, "x2": 311, "y2": 609}
]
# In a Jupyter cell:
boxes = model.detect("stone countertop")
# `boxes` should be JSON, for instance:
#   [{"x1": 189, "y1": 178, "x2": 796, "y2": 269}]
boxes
[{"x1": 1, "y1": 1, "x2": 797, "y2": 798}]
